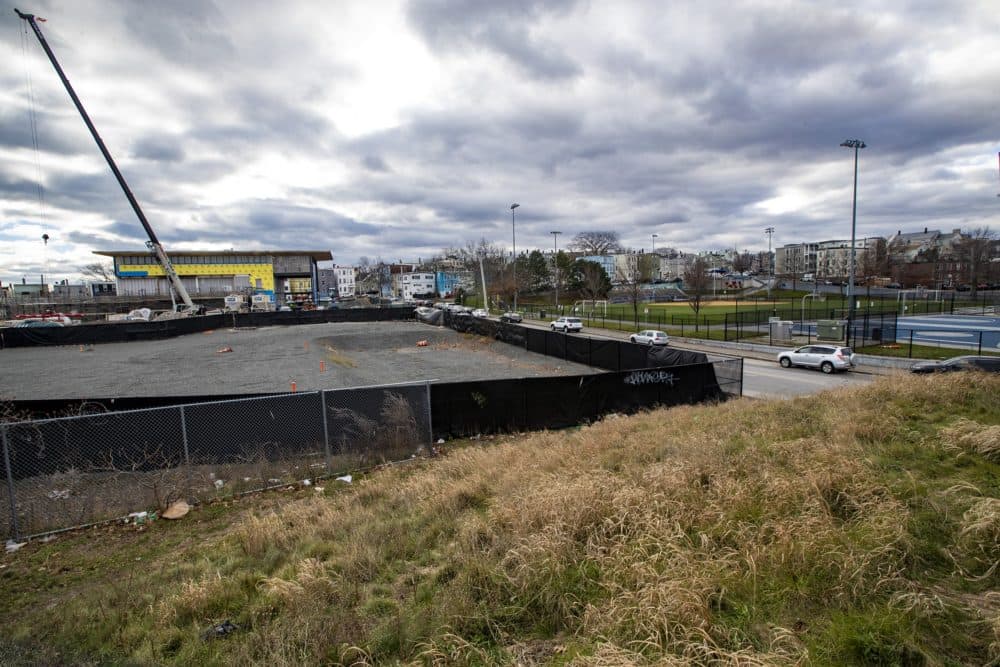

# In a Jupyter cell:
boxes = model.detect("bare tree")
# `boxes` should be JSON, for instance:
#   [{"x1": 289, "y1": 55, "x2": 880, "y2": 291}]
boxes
[
  {"x1": 616, "y1": 266, "x2": 643, "y2": 330},
  {"x1": 80, "y1": 261, "x2": 114, "y2": 281},
  {"x1": 572, "y1": 260, "x2": 612, "y2": 300},
  {"x1": 960, "y1": 227, "x2": 995, "y2": 296},
  {"x1": 732, "y1": 252, "x2": 753, "y2": 275},
  {"x1": 569, "y1": 231, "x2": 623, "y2": 255},
  {"x1": 683, "y1": 257, "x2": 711, "y2": 332}
]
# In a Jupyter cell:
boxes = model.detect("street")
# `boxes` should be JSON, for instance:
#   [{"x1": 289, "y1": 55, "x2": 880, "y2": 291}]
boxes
[{"x1": 516, "y1": 318, "x2": 879, "y2": 400}]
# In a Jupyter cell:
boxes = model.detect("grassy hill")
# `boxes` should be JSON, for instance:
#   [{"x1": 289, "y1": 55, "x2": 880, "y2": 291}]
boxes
[{"x1": 1, "y1": 373, "x2": 998, "y2": 665}]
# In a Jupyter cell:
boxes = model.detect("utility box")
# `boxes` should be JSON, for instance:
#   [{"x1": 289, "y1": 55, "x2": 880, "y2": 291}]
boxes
[
  {"x1": 817, "y1": 319, "x2": 845, "y2": 341},
  {"x1": 770, "y1": 319, "x2": 793, "y2": 342}
]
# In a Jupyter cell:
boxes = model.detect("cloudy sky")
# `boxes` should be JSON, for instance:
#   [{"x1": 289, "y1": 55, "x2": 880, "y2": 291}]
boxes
[{"x1": 2, "y1": 0, "x2": 999, "y2": 286}]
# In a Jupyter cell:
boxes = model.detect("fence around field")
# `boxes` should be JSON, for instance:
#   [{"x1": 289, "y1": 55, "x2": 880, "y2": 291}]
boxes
[
  {"x1": 1, "y1": 383, "x2": 432, "y2": 540},
  {"x1": 0, "y1": 353, "x2": 741, "y2": 541},
  {"x1": 513, "y1": 291, "x2": 999, "y2": 340},
  {"x1": 0, "y1": 306, "x2": 414, "y2": 348}
]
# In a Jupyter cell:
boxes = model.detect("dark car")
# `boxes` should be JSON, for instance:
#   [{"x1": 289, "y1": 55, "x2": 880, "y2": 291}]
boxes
[
  {"x1": 910, "y1": 356, "x2": 1000, "y2": 374},
  {"x1": 499, "y1": 312, "x2": 523, "y2": 323}
]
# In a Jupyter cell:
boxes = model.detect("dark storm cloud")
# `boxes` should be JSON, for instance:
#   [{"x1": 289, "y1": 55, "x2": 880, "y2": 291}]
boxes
[{"x1": 407, "y1": 0, "x2": 582, "y2": 80}]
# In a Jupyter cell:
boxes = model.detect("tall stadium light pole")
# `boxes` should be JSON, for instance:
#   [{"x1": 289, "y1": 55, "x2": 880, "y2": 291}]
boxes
[
  {"x1": 551, "y1": 230, "x2": 562, "y2": 310},
  {"x1": 510, "y1": 203, "x2": 520, "y2": 311},
  {"x1": 651, "y1": 233, "x2": 658, "y2": 251},
  {"x1": 841, "y1": 139, "x2": 866, "y2": 330},
  {"x1": 765, "y1": 226, "x2": 775, "y2": 281}
]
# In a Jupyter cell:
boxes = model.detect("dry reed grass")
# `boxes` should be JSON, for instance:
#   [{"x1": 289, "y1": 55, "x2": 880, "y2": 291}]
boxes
[{"x1": 10, "y1": 373, "x2": 997, "y2": 665}]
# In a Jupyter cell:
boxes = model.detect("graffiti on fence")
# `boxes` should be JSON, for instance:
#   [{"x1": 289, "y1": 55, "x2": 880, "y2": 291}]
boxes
[{"x1": 623, "y1": 370, "x2": 677, "y2": 386}]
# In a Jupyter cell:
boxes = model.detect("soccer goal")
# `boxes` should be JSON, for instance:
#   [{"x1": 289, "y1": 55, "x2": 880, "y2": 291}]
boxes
[{"x1": 573, "y1": 300, "x2": 608, "y2": 316}]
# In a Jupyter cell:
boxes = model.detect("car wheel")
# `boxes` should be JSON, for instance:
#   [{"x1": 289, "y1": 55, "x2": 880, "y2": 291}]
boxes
[
  {"x1": 551, "y1": 325, "x2": 556, "y2": 330},
  {"x1": 647, "y1": 340, "x2": 653, "y2": 345},
  {"x1": 629, "y1": 336, "x2": 636, "y2": 343},
  {"x1": 779, "y1": 357, "x2": 792, "y2": 368},
  {"x1": 820, "y1": 361, "x2": 834, "y2": 374}
]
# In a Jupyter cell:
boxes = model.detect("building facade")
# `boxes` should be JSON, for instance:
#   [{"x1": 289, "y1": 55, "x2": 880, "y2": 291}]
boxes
[
  {"x1": 94, "y1": 250, "x2": 332, "y2": 305},
  {"x1": 395, "y1": 272, "x2": 436, "y2": 300}
]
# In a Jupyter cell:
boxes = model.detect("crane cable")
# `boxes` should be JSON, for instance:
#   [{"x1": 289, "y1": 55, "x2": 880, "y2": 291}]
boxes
[{"x1": 18, "y1": 15, "x2": 47, "y2": 222}]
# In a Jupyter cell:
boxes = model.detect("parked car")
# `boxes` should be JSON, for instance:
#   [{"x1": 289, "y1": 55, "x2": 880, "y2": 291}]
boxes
[
  {"x1": 551, "y1": 316, "x2": 584, "y2": 333},
  {"x1": 777, "y1": 345, "x2": 855, "y2": 374},
  {"x1": 499, "y1": 312, "x2": 523, "y2": 323},
  {"x1": 910, "y1": 356, "x2": 1000, "y2": 374},
  {"x1": 13, "y1": 319, "x2": 64, "y2": 327},
  {"x1": 471, "y1": 308, "x2": 489, "y2": 318},
  {"x1": 629, "y1": 330, "x2": 669, "y2": 346}
]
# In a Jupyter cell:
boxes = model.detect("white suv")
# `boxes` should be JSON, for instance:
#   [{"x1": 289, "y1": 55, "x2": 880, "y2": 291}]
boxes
[
  {"x1": 777, "y1": 345, "x2": 855, "y2": 374},
  {"x1": 551, "y1": 316, "x2": 583, "y2": 332}
]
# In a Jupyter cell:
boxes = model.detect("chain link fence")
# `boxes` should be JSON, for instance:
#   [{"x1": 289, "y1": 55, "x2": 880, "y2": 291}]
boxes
[{"x1": 1, "y1": 383, "x2": 432, "y2": 540}]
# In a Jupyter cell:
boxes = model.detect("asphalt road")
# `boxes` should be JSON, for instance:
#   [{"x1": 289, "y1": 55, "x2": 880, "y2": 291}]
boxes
[{"x1": 518, "y1": 317, "x2": 879, "y2": 400}]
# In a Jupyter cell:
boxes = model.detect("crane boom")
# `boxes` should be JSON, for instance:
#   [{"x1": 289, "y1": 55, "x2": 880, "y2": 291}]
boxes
[{"x1": 15, "y1": 8, "x2": 200, "y2": 314}]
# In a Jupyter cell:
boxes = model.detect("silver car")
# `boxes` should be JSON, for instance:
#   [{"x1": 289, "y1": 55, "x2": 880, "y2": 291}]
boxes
[
  {"x1": 777, "y1": 345, "x2": 855, "y2": 374},
  {"x1": 629, "y1": 330, "x2": 669, "y2": 346}
]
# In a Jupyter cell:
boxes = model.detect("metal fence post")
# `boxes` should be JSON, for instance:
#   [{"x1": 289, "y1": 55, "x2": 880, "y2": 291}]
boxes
[
  {"x1": 425, "y1": 382, "x2": 434, "y2": 446},
  {"x1": 179, "y1": 405, "x2": 192, "y2": 499},
  {"x1": 979, "y1": 331, "x2": 983, "y2": 355},
  {"x1": 2, "y1": 426, "x2": 20, "y2": 541},
  {"x1": 909, "y1": 330, "x2": 914, "y2": 358},
  {"x1": 320, "y1": 390, "x2": 332, "y2": 474}
]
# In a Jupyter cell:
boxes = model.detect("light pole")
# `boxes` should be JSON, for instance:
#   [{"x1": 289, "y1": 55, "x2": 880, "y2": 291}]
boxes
[
  {"x1": 840, "y1": 139, "x2": 866, "y2": 330},
  {"x1": 42, "y1": 233, "x2": 50, "y2": 296},
  {"x1": 510, "y1": 203, "x2": 519, "y2": 311},
  {"x1": 651, "y1": 233, "x2": 658, "y2": 251},
  {"x1": 551, "y1": 230, "x2": 561, "y2": 311},
  {"x1": 764, "y1": 227, "x2": 775, "y2": 291}
]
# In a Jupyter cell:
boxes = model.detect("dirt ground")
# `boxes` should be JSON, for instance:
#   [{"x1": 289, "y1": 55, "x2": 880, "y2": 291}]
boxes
[{"x1": 0, "y1": 321, "x2": 599, "y2": 400}]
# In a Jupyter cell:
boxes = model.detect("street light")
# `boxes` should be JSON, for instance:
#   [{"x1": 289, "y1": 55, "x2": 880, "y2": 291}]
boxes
[
  {"x1": 840, "y1": 139, "x2": 866, "y2": 330},
  {"x1": 651, "y1": 233, "x2": 658, "y2": 251},
  {"x1": 551, "y1": 230, "x2": 562, "y2": 311},
  {"x1": 510, "y1": 203, "x2": 520, "y2": 311},
  {"x1": 764, "y1": 227, "x2": 775, "y2": 290}
]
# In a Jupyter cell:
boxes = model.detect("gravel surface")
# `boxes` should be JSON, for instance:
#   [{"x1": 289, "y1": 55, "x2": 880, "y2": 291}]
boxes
[{"x1": 1, "y1": 321, "x2": 599, "y2": 399}]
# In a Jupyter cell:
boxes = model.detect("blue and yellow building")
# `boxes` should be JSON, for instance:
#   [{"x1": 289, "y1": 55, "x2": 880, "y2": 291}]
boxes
[{"x1": 94, "y1": 249, "x2": 332, "y2": 305}]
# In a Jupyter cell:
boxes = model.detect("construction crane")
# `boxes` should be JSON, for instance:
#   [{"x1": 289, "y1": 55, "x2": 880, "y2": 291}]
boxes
[{"x1": 15, "y1": 8, "x2": 201, "y2": 314}]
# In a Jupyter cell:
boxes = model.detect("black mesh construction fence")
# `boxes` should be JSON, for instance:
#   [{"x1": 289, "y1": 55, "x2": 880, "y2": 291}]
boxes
[
  {"x1": 431, "y1": 361, "x2": 732, "y2": 439},
  {"x1": 0, "y1": 384, "x2": 431, "y2": 540},
  {"x1": 519, "y1": 324, "x2": 708, "y2": 371},
  {"x1": 0, "y1": 307, "x2": 414, "y2": 348}
]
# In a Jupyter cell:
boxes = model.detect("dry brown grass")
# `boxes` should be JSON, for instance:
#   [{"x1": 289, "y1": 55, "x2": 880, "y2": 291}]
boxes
[{"x1": 4, "y1": 373, "x2": 998, "y2": 665}]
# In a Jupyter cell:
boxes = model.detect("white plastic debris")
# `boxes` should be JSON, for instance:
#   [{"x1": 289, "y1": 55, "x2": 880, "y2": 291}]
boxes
[
  {"x1": 437, "y1": 438, "x2": 445, "y2": 444},
  {"x1": 214, "y1": 479, "x2": 225, "y2": 489},
  {"x1": 268, "y1": 478, "x2": 282, "y2": 484},
  {"x1": 46, "y1": 489, "x2": 70, "y2": 500},
  {"x1": 302, "y1": 479, "x2": 312, "y2": 486},
  {"x1": 314, "y1": 486, "x2": 324, "y2": 493},
  {"x1": 336, "y1": 474, "x2": 353, "y2": 484},
  {"x1": 6, "y1": 540, "x2": 27, "y2": 553},
  {"x1": 243, "y1": 477, "x2": 252, "y2": 482}
]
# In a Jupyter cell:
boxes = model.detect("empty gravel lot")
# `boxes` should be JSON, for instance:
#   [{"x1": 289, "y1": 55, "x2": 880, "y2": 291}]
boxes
[{"x1": 1, "y1": 321, "x2": 598, "y2": 399}]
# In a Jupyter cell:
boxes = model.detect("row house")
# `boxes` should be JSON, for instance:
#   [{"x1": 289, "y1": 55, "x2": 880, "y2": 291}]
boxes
[{"x1": 886, "y1": 228, "x2": 969, "y2": 287}]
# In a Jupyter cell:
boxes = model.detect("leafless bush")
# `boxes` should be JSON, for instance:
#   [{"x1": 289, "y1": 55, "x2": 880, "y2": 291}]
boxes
[{"x1": 329, "y1": 392, "x2": 421, "y2": 467}]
